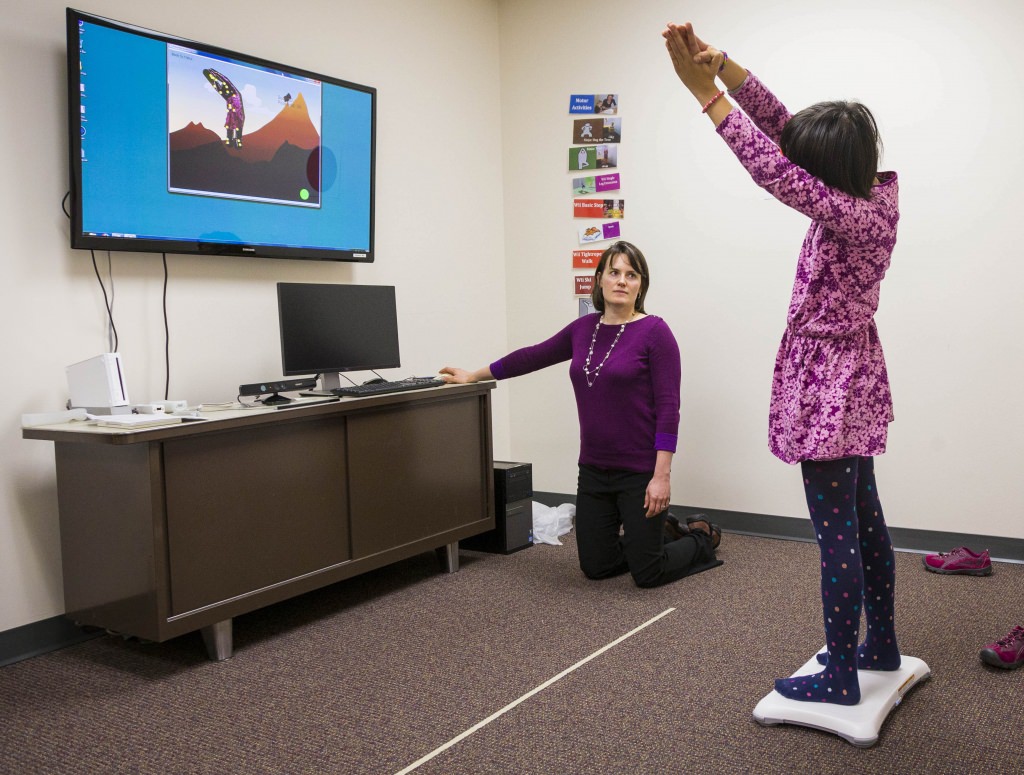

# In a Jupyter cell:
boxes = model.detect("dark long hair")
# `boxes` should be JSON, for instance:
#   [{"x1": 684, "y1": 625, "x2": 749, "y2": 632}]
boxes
[
  {"x1": 779, "y1": 101, "x2": 881, "y2": 199},
  {"x1": 590, "y1": 241, "x2": 650, "y2": 313}
]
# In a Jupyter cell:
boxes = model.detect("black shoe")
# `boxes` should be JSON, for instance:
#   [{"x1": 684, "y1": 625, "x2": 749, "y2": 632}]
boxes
[
  {"x1": 665, "y1": 512, "x2": 690, "y2": 541},
  {"x1": 685, "y1": 514, "x2": 722, "y2": 550}
]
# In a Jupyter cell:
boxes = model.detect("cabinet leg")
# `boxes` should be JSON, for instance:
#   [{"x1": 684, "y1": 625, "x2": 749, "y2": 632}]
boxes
[
  {"x1": 437, "y1": 542, "x2": 460, "y2": 573},
  {"x1": 201, "y1": 619, "x2": 233, "y2": 661}
]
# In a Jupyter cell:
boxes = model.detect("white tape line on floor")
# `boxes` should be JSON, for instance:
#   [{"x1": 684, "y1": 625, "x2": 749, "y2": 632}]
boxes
[{"x1": 394, "y1": 607, "x2": 677, "y2": 775}]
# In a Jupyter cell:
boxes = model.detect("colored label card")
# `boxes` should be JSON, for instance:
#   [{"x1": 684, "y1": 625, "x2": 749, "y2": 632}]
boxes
[
  {"x1": 573, "y1": 199, "x2": 604, "y2": 218},
  {"x1": 573, "y1": 119, "x2": 602, "y2": 144},
  {"x1": 578, "y1": 221, "x2": 621, "y2": 245},
  {"x1": 573, "y1": 250, "x2": 603, "y2": 268},
  {"x1": 575, "y1": 275, "x2": 595, "y2": 295},
  {"x1": 569, "y1": 93, "x2": 619, "y2": 115},
  {"x1": 569, "y1": 94, "x2": 595, "y2": 114},
  {"x1": 572, "y1": 174, "x2": 620, "y2": 196},
  {"x1": 573, "y1": 199, "x2": 624, "y2": 219},
  {"x1": 569, "y1": 146, "x2": 597, "y2": 171},
  {"x1": 572, "y1": 117, "x2": 622, "y2": 144}
]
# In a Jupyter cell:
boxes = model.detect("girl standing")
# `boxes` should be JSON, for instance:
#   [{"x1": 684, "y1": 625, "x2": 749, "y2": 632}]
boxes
[{"x1": 663, "y1": 22, "x2": 901, "y2": 704}]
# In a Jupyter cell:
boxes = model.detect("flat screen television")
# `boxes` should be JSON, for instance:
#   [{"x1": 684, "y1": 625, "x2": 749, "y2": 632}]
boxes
[
  {"x1": 67, "y1": 8, "x2": 376, "y2": 262},
  {"x1": 278, "y1": 283, "x2": 400, "y2": 391}
]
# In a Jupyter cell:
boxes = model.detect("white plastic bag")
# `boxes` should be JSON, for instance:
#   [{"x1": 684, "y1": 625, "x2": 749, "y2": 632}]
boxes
[{"x1": 532, "y1": 502, "x2": 575, "y2": 546}]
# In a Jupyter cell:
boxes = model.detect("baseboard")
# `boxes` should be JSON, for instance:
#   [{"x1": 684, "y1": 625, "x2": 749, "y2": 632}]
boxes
[
  {"x1": 0, "y1": 616, "x2": 101, "y2": 668},
  {"x1": 533, "y1": 491, "x2": 1024, "y2": 563},
  {"x1": 5, "y1": 497, "x2": 1020, "y2": 667}
]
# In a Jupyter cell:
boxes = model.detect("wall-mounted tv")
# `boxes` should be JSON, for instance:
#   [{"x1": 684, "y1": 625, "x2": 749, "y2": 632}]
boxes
[{"x1": 66, "y1": 8, "x2": 375, "y2": 262}]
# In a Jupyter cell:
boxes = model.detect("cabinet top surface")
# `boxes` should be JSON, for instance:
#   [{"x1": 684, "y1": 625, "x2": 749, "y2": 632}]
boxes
[{"x1": 22, "y1": 381, "x2": 494, "y2": 444}]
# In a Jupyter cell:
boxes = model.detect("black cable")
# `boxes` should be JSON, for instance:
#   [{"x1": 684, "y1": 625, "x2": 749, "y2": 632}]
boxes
[
  {"x1": 69, "y1": 193, "x2": 121, "y2": 355},
  {"x1": 162, "y1": 253, "x2": 170, "y2": 400},
  {"x1": 90, "y1": 250, "x2": 118, "y2": 352},
  {"x1": 106, "y1": 251, "x2": 115, "y2": 351}
]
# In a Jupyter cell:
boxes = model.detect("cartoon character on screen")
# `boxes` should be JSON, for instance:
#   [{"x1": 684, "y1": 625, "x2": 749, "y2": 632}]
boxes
[{"x1": 203, "y1": 68, "x2": 245, "y2": 148}]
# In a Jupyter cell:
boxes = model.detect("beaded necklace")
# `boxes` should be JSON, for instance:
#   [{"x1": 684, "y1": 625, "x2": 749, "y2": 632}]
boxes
[{"x1": 583, "y1": 314, "x2": 632, "y2": 387}]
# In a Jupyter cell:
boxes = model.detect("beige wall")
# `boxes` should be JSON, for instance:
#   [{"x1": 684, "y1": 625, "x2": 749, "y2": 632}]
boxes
[
  {"x1": 495, "y1": 0, "x2": 1024, "y2": 533},
  {"x1": 1, "y1": 0, "x2": 511, "y2": 632},
  {"x1": 4, "y1": 0, "x2": 1023, "y2": 635}
]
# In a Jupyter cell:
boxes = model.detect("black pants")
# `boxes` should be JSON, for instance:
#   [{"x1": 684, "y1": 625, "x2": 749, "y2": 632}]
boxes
[{"x1": 575, "y1": 464, "x2": 718, "y2": 588}]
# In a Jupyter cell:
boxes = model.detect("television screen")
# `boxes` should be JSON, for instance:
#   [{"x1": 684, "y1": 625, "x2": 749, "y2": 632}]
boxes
[
  {"x1": 67, "y1": 8, "x2": 375, "y2": 262},
  {"x1": 278, "y1": 283, "x2": 400, "y2": 389}
]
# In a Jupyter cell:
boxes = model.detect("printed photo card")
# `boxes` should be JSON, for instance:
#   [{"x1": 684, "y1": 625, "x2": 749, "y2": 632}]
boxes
[
  {"x1": 573, "y1": 199, "x2": 624, "y2": 219},
  {"x1": 578, "y1": 221, "x2": 621, "y2": 245},
  {"x1": 574, "y1": 275, "x2": 596, "y2": 295},
  {"x1": 569, "y1": 146, "x2": 597, "y2": 171},
  {"x1": 572, "y1": 117, "x2": 621, "y2": 144},
  {"x1": 572, "y1": 145, "x2": 617, "y2": 172},
  {"x1": 569, "y1": 93, "x2": 619, "y2": 115},
  {"x1": 572, "y1": 173, "x2": 620, "y2": 196},
  {"x1": 573, "y1": 249, "x2": 602, "y2": 269}
]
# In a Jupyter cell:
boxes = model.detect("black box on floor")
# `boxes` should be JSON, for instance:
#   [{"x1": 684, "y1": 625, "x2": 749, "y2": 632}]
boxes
[{"x1": 462, "y1": 461, "x2": 533, "y2": 554}]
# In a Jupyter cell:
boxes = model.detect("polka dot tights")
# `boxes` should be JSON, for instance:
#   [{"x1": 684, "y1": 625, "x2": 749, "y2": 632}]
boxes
[{"x1": 774, "y1": 456, "x2": 900, "y2": 705}]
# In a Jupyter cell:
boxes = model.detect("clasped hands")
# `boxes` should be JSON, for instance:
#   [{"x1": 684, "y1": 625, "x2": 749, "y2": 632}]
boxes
[{"x1": 663, "y1": 22, "x2": 723, "y2": 98}]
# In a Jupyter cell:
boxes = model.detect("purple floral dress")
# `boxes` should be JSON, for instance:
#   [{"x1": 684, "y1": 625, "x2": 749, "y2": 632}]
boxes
[{"x1": 715, "y1": 73, "x2": 900, "y2": 464}]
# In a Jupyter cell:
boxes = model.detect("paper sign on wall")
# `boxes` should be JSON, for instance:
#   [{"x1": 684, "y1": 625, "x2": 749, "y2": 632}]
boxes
[
  {"x1": 569, "y1": 146, "x2": 597, "y2": 171},
  {"x1": 573, "y1": 250, "x2": 602, "y2": 268},
  {"x1": 574, "y1": 275, "x2": 595, "y2": 295},
  {"x1": 569, "y1": 93, "x2": 619, "y2": 115},
  {"x1": 595, "y1": 144, "x2": 618, "y2": 169},
  {"x1": 572, "y1": 173, "x2": 620, "y2": 195},
  {"x1": 573, "y1": 199, "x2": 604, "y2": 218},
  {"x1": 572, "y1": 117, "x2": 622, "y2": 144},
  {"x1": 569, "y1": 94, "x2": 596, "y2": 114},
  {"x1": 578, "y1": 221, "x2": 620, "y2": 245},
  {"x1": 574, "y1": 199, "x2": 624, "y2": 219}
]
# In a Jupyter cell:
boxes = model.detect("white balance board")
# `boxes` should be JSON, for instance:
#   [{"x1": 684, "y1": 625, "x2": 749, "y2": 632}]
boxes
[{"x1": 752, "y1": 652, "x2": 931, "y2": 747}]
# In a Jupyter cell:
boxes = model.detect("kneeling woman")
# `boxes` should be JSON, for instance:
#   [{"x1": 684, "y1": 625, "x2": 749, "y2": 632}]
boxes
[{"x1": 440, "y1": 241, "x2": 721, "y2": 587}]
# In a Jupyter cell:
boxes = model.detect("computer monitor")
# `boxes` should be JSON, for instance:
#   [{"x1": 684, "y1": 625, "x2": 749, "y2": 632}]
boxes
[{"x1": 277, "y1": 283, "x2": 400, "y2": 391}]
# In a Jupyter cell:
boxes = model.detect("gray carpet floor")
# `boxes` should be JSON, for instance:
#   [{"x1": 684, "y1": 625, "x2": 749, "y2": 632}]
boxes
[{"x1": 1, "y1": 531, "x2": 1022, "y2": 774}]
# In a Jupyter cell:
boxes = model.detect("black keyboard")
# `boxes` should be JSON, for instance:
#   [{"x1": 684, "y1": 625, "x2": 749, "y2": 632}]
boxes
[{"x1": 330, "y1": 377, "x2": 445, "y2": 397}]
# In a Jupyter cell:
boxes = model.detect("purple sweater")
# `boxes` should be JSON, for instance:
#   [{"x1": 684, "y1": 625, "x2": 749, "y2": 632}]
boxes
[
  {"x1": 490, "y1": 314, "x2": 680, "y2": 473},
  {"x1": 716, "y1": 73, "x2": 899, "y2": 463}
]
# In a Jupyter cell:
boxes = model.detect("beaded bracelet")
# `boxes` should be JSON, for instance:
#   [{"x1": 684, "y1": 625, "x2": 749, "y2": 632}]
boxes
[
  {"x1": 719, "y1": 51, "x2": 729, "y2": 72},
  {"x1": 701, "y1": 90, "x2": 725, "y2": 114}
]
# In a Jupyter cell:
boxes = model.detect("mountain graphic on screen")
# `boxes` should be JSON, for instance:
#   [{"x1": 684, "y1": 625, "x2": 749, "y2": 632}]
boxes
[{"x1": 168, "y1": 93, "x2": 323, "y2": 206}]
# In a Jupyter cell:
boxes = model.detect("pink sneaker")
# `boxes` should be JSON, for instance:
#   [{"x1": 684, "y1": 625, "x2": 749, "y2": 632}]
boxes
[
  {"x1": 980, "y1": 625, "x2": 1024, "y2": 669},
  {"x1": 922, "y1": 546, "x2": 992, "y2": 576}
]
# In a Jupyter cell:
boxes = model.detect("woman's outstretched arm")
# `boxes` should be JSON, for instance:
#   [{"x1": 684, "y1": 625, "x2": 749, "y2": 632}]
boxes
[{"x1": 438, "y1": 365, "x2": 493, "y2": 384}]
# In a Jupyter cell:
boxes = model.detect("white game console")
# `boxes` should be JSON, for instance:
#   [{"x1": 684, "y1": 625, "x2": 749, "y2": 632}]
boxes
[{"x1": 66, "y1": 353, "x2": 129, "y2": 410}]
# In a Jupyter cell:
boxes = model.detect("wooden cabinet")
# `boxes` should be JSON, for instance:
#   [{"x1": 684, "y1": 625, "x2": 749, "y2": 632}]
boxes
[{"x1": 24, "y1": 384, "x2": 495, "y2": 658}]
